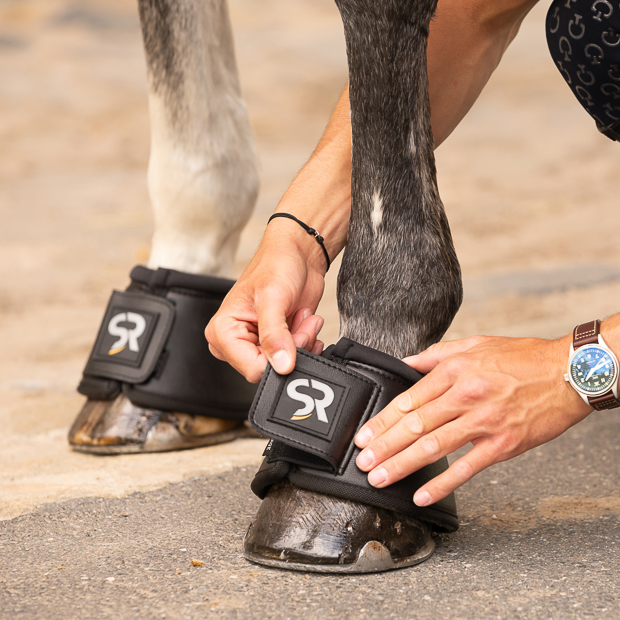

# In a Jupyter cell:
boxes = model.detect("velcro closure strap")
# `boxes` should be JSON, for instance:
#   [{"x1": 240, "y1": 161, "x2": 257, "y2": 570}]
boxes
[
  {"x1": 248, "y1": 349, "x2": 379, "y2": 473},
  {"x1": 83, "y1": 290, "x2": 175, "y2": 384}
]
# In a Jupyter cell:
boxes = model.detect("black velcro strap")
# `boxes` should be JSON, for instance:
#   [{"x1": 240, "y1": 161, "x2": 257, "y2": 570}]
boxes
[
  {"x1": 83, "y1": 290, "x2": 175, "y2": 384},
  {"x1": 249, "y1": 349, "x2": 379, "y2": 473}
]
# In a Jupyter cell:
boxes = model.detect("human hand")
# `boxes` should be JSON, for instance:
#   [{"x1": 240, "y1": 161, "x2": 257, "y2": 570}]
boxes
[
  {"x1": 353, "y1": 334, "x2": 593, "y2": 506},
  {"x1": 205, "y1": 222, "x2": 327, "y2": 383}
]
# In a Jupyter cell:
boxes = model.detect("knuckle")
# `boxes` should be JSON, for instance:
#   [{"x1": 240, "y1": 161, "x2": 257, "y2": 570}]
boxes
[
  {"x1": 469, "y1": 334, "x2": 487, "y2": 347},
  {"x1": 442, "y1": 354, "x2": 464, "y2": 375},
  {"x1": 459, "y1": 377, "x2": 488, "y2": 402},
  {"x1": 369, "y1": 415, "x2": 388, "y2": 436},
  {"x1": 491, "y1": 433, "x2": 517, "y2": 457},
  {"x1": 396, "y1": 390, "x2": 417, "y2": 415},
  {"x1": 420, "y1": 433, "x2": 441, "y2": 459},
  {"x1": 403, "y1": 411, "x2": 425, "y2": 436},
  {"x1": 388, "y1": 458, "x2": 406, "y2": 481},
  {"x1": 204, "y1": 321, "x2": 216, "y2": 343},
  {"x1": 425, "y1": 342, "x2": 442, "y2": 356},
  {"x1": 371, "y1": 435, "x2": 389, "y2": 457},
  {"x1": 452, "y1": 459, "x2": 474, "y2": 483},
  {"x1": 247, "y1": 369, "x2": 264, "y2": 384}
]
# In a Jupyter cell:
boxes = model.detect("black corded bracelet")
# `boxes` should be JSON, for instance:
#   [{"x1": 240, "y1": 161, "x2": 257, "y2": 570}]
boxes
[{"x1": 267, "y1": 213, "x2": 331, "y2": 271}]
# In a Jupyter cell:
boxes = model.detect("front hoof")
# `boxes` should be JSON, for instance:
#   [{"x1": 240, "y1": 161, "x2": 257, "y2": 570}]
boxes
[
  {"x1": 68, "y1": 395, "x2": 249, "y2": 455},
  {"x1": 243, "y1": 481, "x2": 434, "y2": 574}
]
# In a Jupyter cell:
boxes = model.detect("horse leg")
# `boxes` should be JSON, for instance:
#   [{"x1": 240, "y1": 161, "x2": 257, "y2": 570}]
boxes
[
  {"x1": 69, "y1": 0, "x2": 259, "y2": 454},
  {"x1": 142, "y1": 0, "x2": 258, "y2": 276},
  {"x1": 244, "y1": 0, "x2": 462, "y2": 572}
]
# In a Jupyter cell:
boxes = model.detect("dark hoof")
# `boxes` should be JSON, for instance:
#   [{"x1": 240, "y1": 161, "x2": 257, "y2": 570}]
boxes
[
  {"x1": 243, "y1": 481, "x2": 434, "y2": 573},
  {"x1": 68, "y1": 395, "x2": 258, "y2": 454}
]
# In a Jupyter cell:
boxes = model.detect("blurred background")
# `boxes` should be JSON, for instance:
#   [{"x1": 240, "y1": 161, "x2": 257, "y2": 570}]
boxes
[{"x1": 1, "y1": 0, "x2": 619, "y2": 518}]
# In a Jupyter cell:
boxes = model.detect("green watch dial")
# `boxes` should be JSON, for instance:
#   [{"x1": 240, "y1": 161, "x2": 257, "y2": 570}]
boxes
[{"x1": 569, "y1": 345, "x2": 617, "y2": 395}]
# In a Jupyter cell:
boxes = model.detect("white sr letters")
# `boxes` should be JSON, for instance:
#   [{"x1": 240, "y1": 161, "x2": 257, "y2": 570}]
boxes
[
  {"x1": 287, "y1": 379, "x2": 335, "y2": 422},
  {"x1": 108, "y1": 312, "x2": 147, "y2": 355}
]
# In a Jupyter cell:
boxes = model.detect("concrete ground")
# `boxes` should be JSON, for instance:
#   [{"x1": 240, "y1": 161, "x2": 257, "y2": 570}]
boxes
[{"x1": 1, "y1": 0, "x2": 619, "y2": 618}]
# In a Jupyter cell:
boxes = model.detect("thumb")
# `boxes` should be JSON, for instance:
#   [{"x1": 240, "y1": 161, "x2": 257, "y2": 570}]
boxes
[{"x1": 256, "y1": 288, "x2": 298, "y2": 375}]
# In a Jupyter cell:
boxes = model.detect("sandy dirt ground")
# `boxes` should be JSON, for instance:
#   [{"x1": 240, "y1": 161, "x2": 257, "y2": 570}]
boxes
[{"x1": 1, "y1": 0, "x2": 619, "y2": 528}]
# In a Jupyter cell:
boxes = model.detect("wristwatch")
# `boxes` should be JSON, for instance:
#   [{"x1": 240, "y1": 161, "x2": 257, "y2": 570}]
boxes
[{"x1": 564, "y1": 320, "x2": 620, "y2": 410}]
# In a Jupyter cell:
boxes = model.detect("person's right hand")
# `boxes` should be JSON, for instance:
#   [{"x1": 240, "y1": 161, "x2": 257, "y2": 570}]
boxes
[{"x1": 205, "y1": 221, "x2": 327, "y2": 383}]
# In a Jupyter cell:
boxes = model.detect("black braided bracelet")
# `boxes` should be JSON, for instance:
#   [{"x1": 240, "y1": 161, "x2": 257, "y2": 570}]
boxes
[{"x1": 267, "y1": 213, "x2": 331, "y2": 271}]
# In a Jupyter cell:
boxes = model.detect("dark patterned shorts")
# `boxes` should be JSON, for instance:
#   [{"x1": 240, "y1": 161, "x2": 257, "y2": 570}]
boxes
[{"x1": 546, "y1": 0, "x2": 620, "y2": 141}]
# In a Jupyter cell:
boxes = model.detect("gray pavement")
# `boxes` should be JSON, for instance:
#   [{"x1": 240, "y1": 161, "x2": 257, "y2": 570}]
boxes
[{"x1": 2, "y1": 412, "x2": 618, "y2": 619}]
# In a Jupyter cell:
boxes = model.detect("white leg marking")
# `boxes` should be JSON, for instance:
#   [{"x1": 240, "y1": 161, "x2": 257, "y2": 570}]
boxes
[
  {"x1": 409, "y1": 127, "x2": 417, "y2": 157},
  {"x1": 370, "y1": 189, "x2": 383, "y2": 234}
]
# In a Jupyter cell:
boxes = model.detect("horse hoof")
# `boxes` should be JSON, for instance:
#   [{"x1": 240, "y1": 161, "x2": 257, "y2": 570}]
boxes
[
  {"x1": 68, "y1": 395, "x2": 257, "y2": 455},
  {"x1": 243, "y1": 481, "x2": 434, "y2": 574}
]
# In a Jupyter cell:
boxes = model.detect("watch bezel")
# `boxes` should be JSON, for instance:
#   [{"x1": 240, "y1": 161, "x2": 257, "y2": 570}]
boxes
[{"x1": 567, "y1": 342, "x2": 619, "y2": 397}]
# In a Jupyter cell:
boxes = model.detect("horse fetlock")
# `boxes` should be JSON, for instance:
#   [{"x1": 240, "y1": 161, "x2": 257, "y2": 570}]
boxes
[{"x1": 146, "y1": 144, "x2": 258, "y2": 276}]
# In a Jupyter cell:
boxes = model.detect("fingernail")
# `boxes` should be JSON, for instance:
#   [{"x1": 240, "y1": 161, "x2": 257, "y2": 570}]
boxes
[
  {"x1": 356, "y1": 449, "x2": 375, "y2": 470},
  {"x1": 368, "y1": 467, "x2": 388, "y2": 488},
  {"x1": 402, "y1": 354, "x2": 418, "y2": 365},
  {"x1": 355, "y1": 427, "x2": 373, "y2": 448},
  {"x1": 414, "y1": 490, "x2": 431, "y2": 507},
  {"x1": 315, "y1": 317, "x2": 324, "y2": 336},
  {"x1": 302, "y1": 308, "x2": 311, "y2": 321},
  {"x1": 271, "y1": 349, "x2": 291, "y2": 374}
]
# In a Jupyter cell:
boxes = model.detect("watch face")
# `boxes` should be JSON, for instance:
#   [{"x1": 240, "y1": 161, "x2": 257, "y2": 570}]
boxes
[{"x1": 569, "y1": 345, "x2": 617, "y2": 395}]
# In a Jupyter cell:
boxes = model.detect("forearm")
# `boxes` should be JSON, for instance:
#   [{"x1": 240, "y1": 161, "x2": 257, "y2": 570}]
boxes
[
  {"x1": 429, "y1": 0, "x2": 540, "y2": 146},
  {"x1": 270, "y1": 86, "x2": 352, "y2": 272}
]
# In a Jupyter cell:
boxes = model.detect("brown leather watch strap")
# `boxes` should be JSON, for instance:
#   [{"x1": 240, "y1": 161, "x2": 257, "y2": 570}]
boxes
[
  {"x1": 573, "y1": 320, "x2": 620, "y2": 410},
  {"x1": 589, "y1": 390, "x2": 620, "y2": 411},
  {"x1": 573, "y1": 320, "x2": 600, "y2": 349}
]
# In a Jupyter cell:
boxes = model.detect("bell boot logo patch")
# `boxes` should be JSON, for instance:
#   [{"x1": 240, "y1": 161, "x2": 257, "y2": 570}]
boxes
[
  {"x1": 270, "y1": 370, "x2": 348, "y2": 439},
  {"x1": 107, "y1": 312, "x2": 147, "y2": 355},
  {"x1": 94, "y1": 305, "x2": 159, "y2": 368},
  {"x1": 287, "y1": 379, "x2": 334, "y2": 421}
]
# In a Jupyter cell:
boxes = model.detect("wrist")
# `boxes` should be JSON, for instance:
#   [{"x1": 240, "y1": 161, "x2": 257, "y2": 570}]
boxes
[
  {"x1": 262, "y1": 218, "x2": 330, "y2": 277},
  {"x1": 552, "y1": 332, "x2": 593, "y2": 414},
  {"x1": 272, "y1": 84, "x2": 352, "y2": 262}
]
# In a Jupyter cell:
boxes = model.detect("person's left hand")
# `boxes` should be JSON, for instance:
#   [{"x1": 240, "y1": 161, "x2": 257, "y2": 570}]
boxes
[{"x1": 353, "y1": 334, "x2": 593, "y2": 507}]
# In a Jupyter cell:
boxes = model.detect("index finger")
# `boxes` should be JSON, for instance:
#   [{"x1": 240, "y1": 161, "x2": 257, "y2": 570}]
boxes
[
  {"x1": 206, "y1": 315, "x2": 268, "y2": 383},
  {"x1": 354, "y1": 364, "x2": 455, "y2": 449}
]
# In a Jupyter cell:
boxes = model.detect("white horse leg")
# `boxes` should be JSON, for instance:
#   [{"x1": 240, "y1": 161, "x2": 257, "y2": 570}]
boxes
[
  {"x1": 139, "y1": 0, "x2": 259, "y2": 276},
  {"x1": 68, "y1": 0, "x2": 259, "y2": 454}
]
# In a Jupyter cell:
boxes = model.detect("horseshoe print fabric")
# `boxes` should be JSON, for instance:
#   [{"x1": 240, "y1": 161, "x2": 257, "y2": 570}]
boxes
[{"x1": 547, "y1": 0, "x2": 620, "y2": 140}]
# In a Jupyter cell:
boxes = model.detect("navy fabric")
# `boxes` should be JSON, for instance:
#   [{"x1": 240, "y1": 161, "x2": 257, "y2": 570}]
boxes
[{"x1": 546, "y1": 0, "x2": 620, "y2": 139}]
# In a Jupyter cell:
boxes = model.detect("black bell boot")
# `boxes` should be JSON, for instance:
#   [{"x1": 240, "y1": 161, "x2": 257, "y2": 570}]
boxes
[
  {"x1": 243, "y1": 339, "x2": 458, "y2": 573},
  {"x1": 69, "y1": 266, "x2": 258, "y2": 454}
]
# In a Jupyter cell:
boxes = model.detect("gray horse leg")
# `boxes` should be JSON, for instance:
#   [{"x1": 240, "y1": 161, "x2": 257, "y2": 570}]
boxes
[
  {"x1": 243, "y1": 0, "x2": 462, "y2": 573},
  {"x1": 337, "y1": 0, "x2": 462, "y2": 355}
]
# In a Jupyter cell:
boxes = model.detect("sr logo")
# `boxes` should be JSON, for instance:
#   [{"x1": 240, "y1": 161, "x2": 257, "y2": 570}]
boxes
[
  {"x1": 269, "y1": 370, "x2": 347, "y2": 438},
  {"x1": 107, "y1": 312, "x2": 146, "y2": 355},
  {"x1": 287, "y1": 379, "x2": 335, "y2": 422}
]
